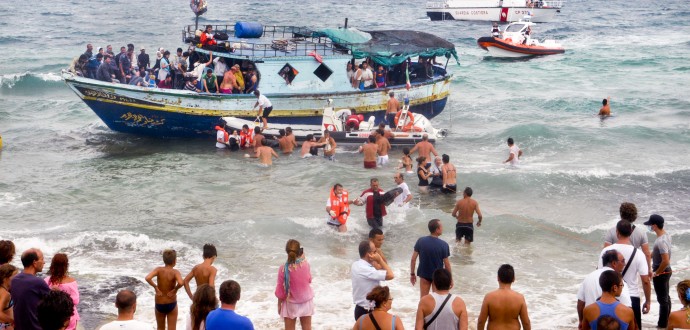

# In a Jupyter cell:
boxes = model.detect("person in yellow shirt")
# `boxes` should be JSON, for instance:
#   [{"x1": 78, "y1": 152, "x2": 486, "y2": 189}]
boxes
[{"x1": 232, "y1": 64, "x2": 245, "y2": 93}]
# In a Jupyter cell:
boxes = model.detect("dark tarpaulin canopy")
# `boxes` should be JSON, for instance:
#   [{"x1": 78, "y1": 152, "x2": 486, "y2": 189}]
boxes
[{"x1": 314, "y1": 28, "x2": 459, "y2": 66}]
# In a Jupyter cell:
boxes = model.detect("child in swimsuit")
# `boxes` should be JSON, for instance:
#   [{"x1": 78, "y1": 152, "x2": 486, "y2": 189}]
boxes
[
  {"x1": 0, "y1": 264, "x2": 17, "y2": 330},
  {"x1": 145, "y1": 249, "x2": 184, "y2": 329}
]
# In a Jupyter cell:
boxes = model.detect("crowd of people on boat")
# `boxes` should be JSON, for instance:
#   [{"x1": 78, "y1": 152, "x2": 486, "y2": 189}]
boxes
[{"x1": 70, "y1": 40, "x2": 259, "y2": 94}]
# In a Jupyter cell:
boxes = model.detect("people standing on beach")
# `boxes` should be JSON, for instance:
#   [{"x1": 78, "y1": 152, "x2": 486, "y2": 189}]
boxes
[
  {"x1": 145, "y1": 249, "x2": 184, "y2": 330},
  {"x1": 186, "y1": 284, "x2": 217, "y2": 330},
  {"x1": 599, "y1": 97, "x2": 611, "y2": 117},
  {"x1": 351, "y1": 241, "x2": 394, "y2": 321},
  {"x1": 599, "y1": 220, "x2": 651, "y2": 329},
  {"x1": 451, "y1": 187, "x2": 483, "y2": 246},
  {"x1": 386, "y1": 92, "x2": 401, "y2": 129},
  {"x1": 417, "y1": 156, "x2": 431, "y2": 193},
  {"x1": 11, "y1": 248, "x2": 50, "y2": 330},
  {"x1": 0, "y1": 264, "x2": 18, "y2": 329},
  {"x1": 352, "y1": 286, "x2": 404, "y2": 330},
  {"x1": 318, "y1": 130, "x2": 337, "y2": 161},
  {"x1": 99, "y1": 290, "x2": 151, "y2": 330},
  {"x1": 392, "y1": 173, "x2": 412, "y2": 208},
  {"x1": 409, "y1": 134, "x2": 438, "y2": 167},
  {"x1": 275, "y1": 239, "x2": 314, "y2": 330},
  {"x1": 44, "y1": 253, "x2": 80, "y2": 330},
  {"x1": 256, "y1": 139, "x2": 279, "y2": 166},
  {"x1": 644, "y1": 214, "x2": 672, "y2": 328},
  {"x1": 504, "y1": 138, "x2": 522, "y2": 166},
  {"x1": 415, "y1": 268, "x2": 468, "y2": 330},
  {"x1": 0, "y1": 241, "x2": 14, "y2": 265},
  {"x1": 604, "y1": 203, "x2": 653, "y2": 281},
  {"x1": 184, "y1": 244, "x2": 218, "y2": 300},
  {"x1": 253, "y1": 90, "x2": 273, "y2": 130},
  {"x1": 666, "y1": 280, "x2": 690, "y2": 329},
  {"x1": 441, "y1": 154, "x2": 457, "y2": 194},
  {"x1": 327, "y1": 183, "x2": 352, "y2": 232},
  {"x1": 477, "y1": 264, "x2": 531, "y2": 330},
  {"x1": 581, "y1": 270, "x2": 636, "y2": 330},
  {"x1": 577, "y1": 250, "x2": 633, "y2": 326},
  {"x1": 376, "y1": 129, "x2": 391, "y2": 167},
  {"x1": 368, "y1": 229, "x2": 387, "y2": 269},
  {"x1": 37, "y1": 290, "x2": 74, "y2": 330},
  {"x1": 354, "y1": 178, "x2": 387, "y2": 230},
  {"x1": 410, "y1": 219, "x2": 451, "y2": 298},
  {"x1": 359, "y1": 135, "x2": 378, "y2": 169},
  {"x1": 205, "y1": 280, "x2": 254, "y2": 329}
]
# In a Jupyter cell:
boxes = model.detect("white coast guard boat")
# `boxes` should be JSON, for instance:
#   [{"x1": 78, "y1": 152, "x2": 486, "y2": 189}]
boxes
[{"x1": 426, "y1": 0, "x2": 563, "y2": 22}]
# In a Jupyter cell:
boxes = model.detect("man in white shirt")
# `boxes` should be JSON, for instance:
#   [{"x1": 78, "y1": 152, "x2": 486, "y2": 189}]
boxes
[
  {"x1": 577, "y1": 249, "x2": 632, "y2": 326},
  {"x1": 99, "y1": 290, "x2": 152, "y2": 330},
  {"x1": 351, "y1": 240, "x2": 394, "y2": 321},
  {"x1": 598, "y1": 220, "x2": 651, "y2": 329},
  {"x1": 253, "y1": 90, "x2": 273, "y2": 130},
  {"x1": 393, "y1": 173, "x2": 412, "y2": 208},
  {"x1": 504, "y1": 137, "x2": 522, "y2": 166}
]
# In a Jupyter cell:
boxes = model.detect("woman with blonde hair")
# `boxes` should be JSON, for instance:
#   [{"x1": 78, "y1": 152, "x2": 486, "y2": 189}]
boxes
[
  {"x1": 275, "y1": 239, "x2": 314, "y2": 330},
  {"x1": 353, "y1": 286, "x2": 404, "y2": 330},
  {"x1": 667, "y1": 279, "x2": 690, "y2": 329},
  {"x1": 44, "y1": 253, "x2": 79, "y2": 330},
  {"x1": 186, "y1": 284, "x2": 217, "y2": 330},
  {"x1": 0, "y1": 264, "x2": 18, "y2": 330}
]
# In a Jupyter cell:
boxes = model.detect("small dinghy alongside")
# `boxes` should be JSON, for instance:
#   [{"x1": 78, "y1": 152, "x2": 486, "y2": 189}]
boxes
[{"x1": 222, "y1": 100, "x2": 447, "y2": 146}]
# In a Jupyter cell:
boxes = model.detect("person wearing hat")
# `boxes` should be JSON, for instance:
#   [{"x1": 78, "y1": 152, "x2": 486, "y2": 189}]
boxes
[
  {"x1": 202, "y1": 68, "x2": 218, "y2": 94},
  {"x1": 137, "y1": 48, "x2": 150, "y2": 71},
  {"x1": 644, "y1": 214, "x2": 672, "y2": 328}
]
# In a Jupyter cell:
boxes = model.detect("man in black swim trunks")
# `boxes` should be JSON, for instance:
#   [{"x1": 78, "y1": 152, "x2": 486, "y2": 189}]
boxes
[
  {"x1": 145, "y1": 249, "x2": 184, "y2": 330},
  {"x1": 451, "y1": 187, "x2": 483, "y2": 246}
]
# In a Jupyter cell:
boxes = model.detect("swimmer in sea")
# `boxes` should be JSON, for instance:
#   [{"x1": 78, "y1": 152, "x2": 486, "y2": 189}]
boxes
[
  {"x1": 359, "y1": 135, "x2": 378, "y2": 169},
  {"x1": 451, "y1": 187, "x2": 483, "y2": 246},
  {"x1": 398, "y1": 147, "x2": 413, "y2": 173},
  {"x1": 255, "y1": 138, "x2": 278, "y2": 166},
  {"x1": 441, "y1": 154, "x2": 457, "y2": 194},
  {"x1": 277, "y1": 129, "x2": 297, "y2": 155},
  {"x1": 145, "y1": 249, "x2": 184, "y2": 330},
  {"x1": 598, "y1": 97, "x2": 611, "y2": 117}
]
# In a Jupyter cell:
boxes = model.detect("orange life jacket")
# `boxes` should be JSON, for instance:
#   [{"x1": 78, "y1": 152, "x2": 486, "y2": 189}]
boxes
[
  {"x1": 215, "y1": 126, "x2": 229, "y2": 143},
  {"x1": 240, "y1": 128, "x2": 254, "y2": 148},
  {"x1": 394, "y1": 110, "x2": 415, "y2": 132},
  {"x1": 329, "y1": 188, "x2": 350, "y2": 225}
]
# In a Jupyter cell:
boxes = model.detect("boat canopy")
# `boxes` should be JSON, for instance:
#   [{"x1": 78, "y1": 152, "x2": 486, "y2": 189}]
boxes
[{"x1": 313, "y1": 28, "x2": 459, "y2": 66}]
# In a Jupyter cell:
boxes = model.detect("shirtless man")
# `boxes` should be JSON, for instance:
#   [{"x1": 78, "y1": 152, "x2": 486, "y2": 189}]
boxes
[
  {"x1": 318, "y1": 130, "x2": 337, "y2": 161},
  {"x1": 478, "y1": 264, "x2": 531, "y2": 330},
  {"x1": 368, "y1": 228, "x2": 387, "y2": 268},
  {"x1": 378, "y1": 123, "x2": 395, "y2": 140},
  {"x1": 252, "y1": 127, "x2": 265, "y2": 153},
  {"x1": 183, "y1": 244, "x2": 218, "y2": 300},
  {"x1": 255, "y1": 139, "x2": 278, "y2": 166},
  {"x1": 277, "y1": 129, "x2": 297, "y2": 154},
  {"x1": 219, "y1": 67, "x2": 237, "y2": 94},
  {"x1": 285, "y1": 127, "x2": 298, "y2": 152},
  {"x1": 598, "y1": 97, "x2": 611, "y2": 117},
  {"x1": 376, "y1": 129, "x2": 392, "y2": 167},
  {"x1": 386, "y1": 92, "x2": 401, "y2": 129},
  {"x1": 441, "y1": 154, "x2": 457, "y2": 194},
  {"x1": 300, "y1": 134, "x2": 325, "y2": 158},
  {"x1": 409, "y1": 134, "x2": 438, "y2": 166},
  {"x1": 359, "y1": 135, "x2": 378, "y2": 169},
  {"x1": 451, "y1": 187, "x2": 483, "y2": 246},
  {"x1": 145, "y1": 249, "x2": 184, "y2": 330}
]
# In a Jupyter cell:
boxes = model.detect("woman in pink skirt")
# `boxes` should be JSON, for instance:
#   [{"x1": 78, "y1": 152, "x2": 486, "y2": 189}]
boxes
[
  {"x1": 275, "y1": 239, "x2": 314, "y2": 330},
  {"x1": 45, "y1": 253, "x2": 79, "y2": 330}
]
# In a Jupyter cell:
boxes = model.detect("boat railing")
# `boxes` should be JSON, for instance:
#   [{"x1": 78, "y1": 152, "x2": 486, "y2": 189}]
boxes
[
  {"x1": 425, "y1": 1, "x2": 449, "y2": 9},
  {"x1": 182, "y1": 25, "x2": 354, "y2": 57},
  {"x1": 540, "y1": 0, "x2": 564, "y2": 8}
]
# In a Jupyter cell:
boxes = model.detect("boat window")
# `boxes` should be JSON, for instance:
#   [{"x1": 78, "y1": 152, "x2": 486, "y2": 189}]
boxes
[
  {"x1": 278, "y1": 64, "x2": 298, "y2": 84},
  {"x1": 313, "y1": 63, "x2": 333, "y2": 82},
  {"x1": 505, "y1": 24, "x2": 526, "y2": 33}
]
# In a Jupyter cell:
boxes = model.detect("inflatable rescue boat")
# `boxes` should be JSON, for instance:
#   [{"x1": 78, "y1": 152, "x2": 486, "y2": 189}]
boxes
[{"x1": 477, "y1": 18, "x2": 564, "y2": 57}]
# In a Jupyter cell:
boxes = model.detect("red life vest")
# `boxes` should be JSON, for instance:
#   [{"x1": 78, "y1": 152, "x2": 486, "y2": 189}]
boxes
[
  {"x1": 215, "y1": 126, "x2": 229, "y2": 143},
  {"x1": 361, "y1": 188, "x2": 387, "y2": 219},
  {"x1": 329, "y1": 188, "x2": 350, "y2": 225},
  {"x1": 346, "y1": 114, "x2": 364, "y2": 130},
  {"x1": 240, "y1": 128, "x2": 254, "y2": 148}
]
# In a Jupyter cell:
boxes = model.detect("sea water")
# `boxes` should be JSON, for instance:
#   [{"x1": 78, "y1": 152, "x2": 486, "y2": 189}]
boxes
[{"x1": 0, "y1": 0, "x2": 689, "y2": 329}]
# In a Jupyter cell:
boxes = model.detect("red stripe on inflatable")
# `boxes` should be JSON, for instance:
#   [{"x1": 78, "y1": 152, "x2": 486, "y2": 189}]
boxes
[{"x1": 500, "y1": 8, "x2": 509, "y2": 22}]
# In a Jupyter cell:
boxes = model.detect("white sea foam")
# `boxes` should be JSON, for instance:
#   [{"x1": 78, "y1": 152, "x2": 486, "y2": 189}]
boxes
[{"x1": 0, "y1": 192, "x2": 35, "y2": 209}]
